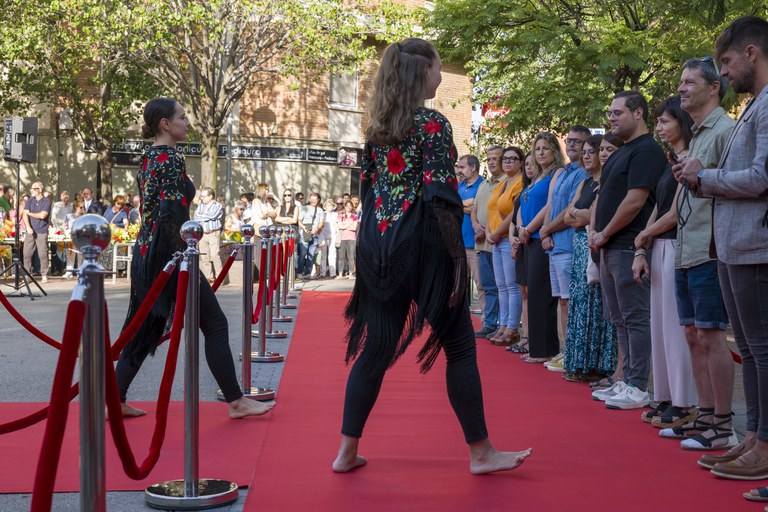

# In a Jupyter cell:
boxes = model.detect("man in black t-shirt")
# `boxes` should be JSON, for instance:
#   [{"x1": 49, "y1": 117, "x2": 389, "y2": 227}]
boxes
[{"x1": 589, "y1": 90, "x2": 666, "y2": 410}]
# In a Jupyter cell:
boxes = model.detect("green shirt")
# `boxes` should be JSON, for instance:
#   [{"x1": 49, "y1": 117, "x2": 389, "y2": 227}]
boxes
[
  {"x1": 675, "y1": 107, "x2": 736, "y2": 268},
  {"x1": 0, "y1": 196, "x2": 11, "y2": 217}
]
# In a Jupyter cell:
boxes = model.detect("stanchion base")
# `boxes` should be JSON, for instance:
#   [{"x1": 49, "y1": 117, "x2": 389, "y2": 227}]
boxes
[
  {"x1": 145, "y1": 479, "x2": 238, "y2": 510},
  {"x1": 250, "y1": 351, "x2": 284, "y2": 363},
  {"x1": 280, "y1": 303, "x2": 298, "y2": 309},
  {"x1": 251, "y1": 330, "x2": 288, "y2": 339},
  {"x1": 288, "y1": 292, "x2": 300, "y2": 298},
  {"x1": 272, "y1": 315, "x2": 293, "y2": 323},
  {"x1": 216, "y1": 387, "x2": 275, "y2": 402}
]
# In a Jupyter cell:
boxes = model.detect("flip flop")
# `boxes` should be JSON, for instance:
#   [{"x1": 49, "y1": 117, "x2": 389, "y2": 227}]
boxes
[{"x1": 744, "y1": 487, "x2": 768, "y2": 502}]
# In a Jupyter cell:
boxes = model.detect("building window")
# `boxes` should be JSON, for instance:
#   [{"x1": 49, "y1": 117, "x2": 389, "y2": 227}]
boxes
[{"x1": 330, "y1": 72, "x2": 357, "y2": 108}]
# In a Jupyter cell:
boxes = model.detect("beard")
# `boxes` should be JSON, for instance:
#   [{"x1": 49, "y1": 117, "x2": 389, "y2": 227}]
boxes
[{"x1": 731, "y1": 66, "x2": 756, "y2": 94}]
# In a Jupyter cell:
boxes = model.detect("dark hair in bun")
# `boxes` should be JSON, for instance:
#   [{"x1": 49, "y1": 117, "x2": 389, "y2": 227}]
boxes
[{"x1": 141, "y1": 97, "x2": 178, "y2": 139}]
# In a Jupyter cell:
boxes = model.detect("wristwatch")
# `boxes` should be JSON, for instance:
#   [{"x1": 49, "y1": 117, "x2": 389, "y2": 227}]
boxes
[{"x1": 697, "y1": 170, "x2": 705, "y2": 188}]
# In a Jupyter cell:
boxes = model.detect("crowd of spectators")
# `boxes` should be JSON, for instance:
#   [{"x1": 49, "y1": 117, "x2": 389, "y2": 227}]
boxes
[{"x1": 457, "y1": 15, "x2": 768, "y2": 499}]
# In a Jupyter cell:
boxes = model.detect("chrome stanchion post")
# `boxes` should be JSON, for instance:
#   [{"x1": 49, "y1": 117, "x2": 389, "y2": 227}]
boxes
[
  {"x1": 287, "y1": 226, "x2": 300, "y2": 298},
  {"x1": 263, "y1": 226, "x2": 287, "y2": 338},
  {"x1": 71, "y1": 214, "x2": 111, "y2": 512},
  {"x1": 281, "y1": 228, "x2": 298, "y2": 308},
  {"x1": 220, "y1": 224, "x2": 273, "y2": 401},
  {"x1": 251, "y1": 226, "x2": 284, "y2": 362},
  {"x1": 271, "y1": 226, "x2": 293, "y2": 322},
  {"x1": 145, "y1": 221, "x2": 238, "y2": 510}
]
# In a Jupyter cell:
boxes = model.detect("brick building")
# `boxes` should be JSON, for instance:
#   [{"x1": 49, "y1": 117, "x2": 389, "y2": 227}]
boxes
[{"x1": 0, "y1": 2, "x2": 472, "y2": 206}]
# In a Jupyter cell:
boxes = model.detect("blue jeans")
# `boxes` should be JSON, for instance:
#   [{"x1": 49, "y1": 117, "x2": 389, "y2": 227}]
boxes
[
  {"x1": 477, "y1": 250, "x2": 498, "y2": 330},
  {"x1": 492, "y1": 238, "x2": 522, "y2": 328},
  {"x1": 298, "y1": 236, "x2": 319, "y2": 276}
]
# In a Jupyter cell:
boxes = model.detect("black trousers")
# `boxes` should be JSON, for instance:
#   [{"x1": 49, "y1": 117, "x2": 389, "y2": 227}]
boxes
[
  {"x1": 525, "y1": 239, "x2": 560, "y2": 358},
  {"x1": 341, "y1": 301, "x2": 489, "y2": 444},
  {"x1": 115, "y1": 272, "x2": 243, "y2": 403}
]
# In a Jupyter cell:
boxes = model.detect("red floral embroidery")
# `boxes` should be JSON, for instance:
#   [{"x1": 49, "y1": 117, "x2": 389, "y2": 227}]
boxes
[
  {"x1": 401, "y1": 200, "x2": 410, "y2": 211},
  {"x1": 156, "y1": 152, "x2": 169, "y2": 163},
  {"x1": 181, "y1": 196, "x2": 188, "y2": 206},
  {"x1": 142, "y1": 158, "x2": 148, "y2": 171},
  {"x1": 387, "y1": 148, "x2": 406, "y2": 175},
  {"x1": 424, "y1": 170, "x2": 433, "y2": 184},
  {"x1": 140, "y1": 244, "x2": 147, "y2": 256},
  {"x1": 424, "y1": 119, "x2": 442, "y2": 134},
  {"x1": 378, "y1": 219, "x2": 388, "y2": 232},
  {"x1": 375, "y1": 197, "x2": 382, "y2": 209}
]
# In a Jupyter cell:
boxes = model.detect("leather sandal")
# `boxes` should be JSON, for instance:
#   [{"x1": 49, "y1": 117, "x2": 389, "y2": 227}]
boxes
[{"x1": 681, "y1": 413, "x2": 736, "y2": 451}]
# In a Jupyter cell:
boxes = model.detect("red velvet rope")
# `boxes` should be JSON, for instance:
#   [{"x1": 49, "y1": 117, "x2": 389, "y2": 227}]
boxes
[
  {"x1": 252, "y1": 244, "x2": 268, "y2": 324},
  {"x1": 0, "y1": 290, "x2": 62, "y2": 350},
  {"x1": 282, "y1": 239, "x2": 288, "y2": 276},
  {"x1": 29, "y1": 300, "x2": 87, "y2": 512},
  {"x1": 104, "y1": 269, "x2": 189, "y2": 479},
  {"x1": 211, "y1": 249, "x2": 238, "y2": 292},
  {"x1": 268, "y1": 243, "x2": 278, "y2": 304},
  {"x1": 0, "y1": 264, "x2": 175, "y2": 436}
]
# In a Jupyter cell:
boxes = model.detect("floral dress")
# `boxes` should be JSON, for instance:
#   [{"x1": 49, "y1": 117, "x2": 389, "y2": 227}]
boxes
[
  {"x1": 121, "y1": 145, "x2": 195, "y2": 362},
  {"x1": 344, "y1": 108, "x2": 467, "y2": 372}
]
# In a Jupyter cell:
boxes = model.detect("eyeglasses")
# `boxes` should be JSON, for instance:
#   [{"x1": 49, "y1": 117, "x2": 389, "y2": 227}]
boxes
[
  {"x1": 502, "y1": 156, "x2": 521, "y2": 163},
  {"x1": 606, "y1": 110, "x2": 628, "y2": 119},
  {"x1": 582, "y1": 149, "x2": 596, "y2": 156},
  {"x1": 31, "y1": 187, "x2": 41, "y2": 191},
  {"x1": 566, "y1": 138, "x2": 585, "y2": 146},
  {"x1": 336, "y1": 202, "x2": 343, "y2": 205}
]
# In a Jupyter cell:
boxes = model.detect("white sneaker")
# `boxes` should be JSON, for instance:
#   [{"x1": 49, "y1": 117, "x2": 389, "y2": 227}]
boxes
[
  {"x1": 591, "y1": 381, "x2": 626, "y2": 402},
  {"x1": 41, "y1": 275, "x2": 48, "y2": 283},
  {"x1": 605, "y1": 384, "x2": 650, "y2": 410}
]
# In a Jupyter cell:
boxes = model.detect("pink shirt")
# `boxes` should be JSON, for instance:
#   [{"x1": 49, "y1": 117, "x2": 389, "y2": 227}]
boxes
[{"x1": 338, "y1": 213, "x2": 358, "y2": 241}]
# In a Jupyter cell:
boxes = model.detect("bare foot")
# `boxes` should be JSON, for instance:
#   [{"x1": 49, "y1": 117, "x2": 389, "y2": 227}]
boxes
[
  {"x1": 469, "y1": 441, "x2": 533, "y2": 475},
  {"x1": 332, "y1": 454, "x2": 367, "y2": 473},
  {"x1": 333, "y1": 434, "x2": 367, "y2": 473},
  {"x1": 228, "y1": 397, "x2": 275, "y2": 419},
  {"x1": 121, "y1": 403, "x2": 147, "y2": 417}
]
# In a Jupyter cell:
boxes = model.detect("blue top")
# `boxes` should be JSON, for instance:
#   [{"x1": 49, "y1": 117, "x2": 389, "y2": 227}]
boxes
[
  {"x1": 519, "y1": 174, "x2": 552, "y2": 239},
  {"x1": 104, "y1": 207, "x2": 128, "y2": 226},
  {"x1": 548, "y1": 162, "x2": 587, "y2": 255},
  {"x1": 458, "y1": 176, "x2": 483, "y2": 248},
  {"x1": 27, "y1": 196, "x2": 51, "y2": 234}
]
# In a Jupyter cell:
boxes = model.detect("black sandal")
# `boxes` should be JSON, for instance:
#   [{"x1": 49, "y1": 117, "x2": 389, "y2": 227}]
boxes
[
  {"x1": 641, "y1": 401, "x2": 670, "y2": 424},
  {"x1": 508, "y1": 338, "x2": 529, "y2": 353},
  {"x1": 659, "y1": 408, "x2": 713, "y2": 439},
  {"x1": 681, "y1": 413, "x2": 735, "y2": 450}
]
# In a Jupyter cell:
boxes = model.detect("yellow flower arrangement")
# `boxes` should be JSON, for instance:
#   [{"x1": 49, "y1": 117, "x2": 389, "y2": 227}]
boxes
[
  {"x1": 110, "y1": 223, "x2": 140, "y2": 244},
  {"x1": 223, "y1": 230, "x2": 243, "y2": 243},
  {"x1": 0, "y1": 223, "x2": 11, "y2": 261}
]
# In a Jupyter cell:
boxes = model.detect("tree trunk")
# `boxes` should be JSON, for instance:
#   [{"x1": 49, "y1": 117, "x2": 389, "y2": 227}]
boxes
[
  {"x1": 96, "y1": 137, "x2": 113, "y2": 202},
  {"x1": 199, "y1": 131, "x2": 221, "y2": 189}
]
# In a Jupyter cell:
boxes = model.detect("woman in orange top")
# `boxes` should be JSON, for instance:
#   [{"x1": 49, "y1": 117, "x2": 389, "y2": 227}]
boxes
[{"x1": 485, "y1": 146, "x2": 525, "y2": 346}]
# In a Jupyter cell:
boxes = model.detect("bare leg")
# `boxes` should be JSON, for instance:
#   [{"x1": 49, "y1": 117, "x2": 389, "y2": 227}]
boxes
[
  {"x1": 685, "y1": 325, "x2": 714, "y2": 409},
  {"x1": 699, "y1": 327, "x2": 734, "y2": 416},
  {"x1": 333, "y1": 434, "x2": 367, "y2": 473},
  {"x1": 520, "y1": 286, "x2": 529, "y2": 339},
  {"x1": 228, "y1": 397, "x2": 274, "y2": 419},
  {"x1": 559, "y1": 298, "x2": 568, "y2": 342},
  {"x1": 469, "y1": 438, "x2": 532, "y2": 475}
]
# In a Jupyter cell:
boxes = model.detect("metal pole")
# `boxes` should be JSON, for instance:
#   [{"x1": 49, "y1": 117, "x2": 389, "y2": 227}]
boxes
[
  {"x1": 250, "y1": 226, "x2": 284, "y2": 362},
  {"x1": 146, "y1": 221, "x2": 238, "y2": 510},
  {"x1": 218, "y1": 225, "x2": 274, "y2": 401},
  {"x1": 271, "y1": 226, "x2": 293, "y2": 322},
  {"x1": 71, "y1": 215, "x2": 111, "y2": 512},
  {"x1": 281, "y1": 226, "x2": 298, "y2": 309}
]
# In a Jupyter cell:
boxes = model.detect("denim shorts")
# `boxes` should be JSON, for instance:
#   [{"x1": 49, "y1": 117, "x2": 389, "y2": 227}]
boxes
[
  {"x1": 548, "y1": 252, "x2": 572, "y2": 298},
  {"x1": 674, "y1": 260, "x2": 729, "y2": 330}
]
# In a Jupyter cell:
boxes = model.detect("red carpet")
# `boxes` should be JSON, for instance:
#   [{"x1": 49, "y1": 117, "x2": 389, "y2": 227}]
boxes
[
  {"x1": 0, "y1": 401, "x2": 269, "y2": 492},
  {"x1": 245, "y1": 291, "x2": 756, "y2": 512}
]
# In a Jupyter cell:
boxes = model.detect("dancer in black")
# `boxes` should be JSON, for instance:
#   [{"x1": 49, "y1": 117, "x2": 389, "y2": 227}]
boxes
[
  {"x1": 333, "y1": 39, "x2": 532, "y2": 473},
  {"x1": 116, "y1": 98, "x2": 273, "y2": 419}
]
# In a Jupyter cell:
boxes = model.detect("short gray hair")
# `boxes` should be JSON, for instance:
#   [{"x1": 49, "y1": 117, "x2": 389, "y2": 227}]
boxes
[{"x1": 683, "y1": 57, "x2": 729, "y2": 101}]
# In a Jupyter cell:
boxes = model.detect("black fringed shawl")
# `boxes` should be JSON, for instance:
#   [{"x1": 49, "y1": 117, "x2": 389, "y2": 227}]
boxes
[
  {"x1": 120, "y1": 145, "x2": 194, "y2": 363},
  {"x1": 344, "y1": 108, "x2": 467, "y2": 373}
]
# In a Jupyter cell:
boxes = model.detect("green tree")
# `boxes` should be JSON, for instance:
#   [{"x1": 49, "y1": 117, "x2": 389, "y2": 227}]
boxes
[
  {"x1": 118, "y1": 0, "x2": 412, "y2": 188},
  {"x1": 0, "y1": 0, "x2": 154, "y2": 200},
  {"x1": 425, "y1": 0, "x2": 766, "y2": 142}
]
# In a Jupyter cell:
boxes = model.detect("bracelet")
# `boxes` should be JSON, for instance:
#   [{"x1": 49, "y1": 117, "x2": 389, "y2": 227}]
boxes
[{"x1": 634, "y1": 249, "x2": 647, "y2": 257}]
